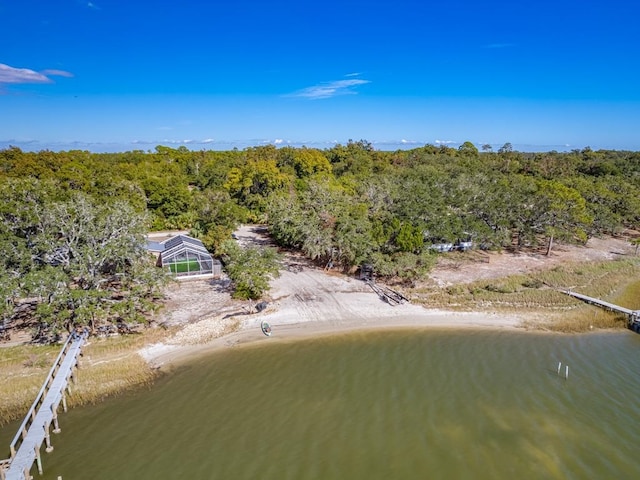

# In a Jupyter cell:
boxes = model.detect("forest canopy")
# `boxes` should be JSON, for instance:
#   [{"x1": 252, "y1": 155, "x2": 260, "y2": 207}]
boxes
[{"x1": 1, "y1": 142, "x2": 639, "y2": 340}]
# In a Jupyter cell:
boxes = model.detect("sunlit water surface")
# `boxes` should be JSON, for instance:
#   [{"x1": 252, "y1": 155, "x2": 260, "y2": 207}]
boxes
[{"x1": 3, "y1": 328, "x2": 640, "y2": 479}]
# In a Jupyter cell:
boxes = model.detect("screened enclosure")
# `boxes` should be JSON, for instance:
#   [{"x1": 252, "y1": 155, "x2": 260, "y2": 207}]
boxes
[{"x1": 156, "y1": 235, "x2": 221, "y2": 278}]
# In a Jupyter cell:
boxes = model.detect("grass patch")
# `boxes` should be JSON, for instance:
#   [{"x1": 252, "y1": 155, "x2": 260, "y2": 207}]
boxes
[
  {"x1": 411, "y1": 258, "x2": 640, "y2": 330},
  {"x1": 0, "y1": 345, "x2": 60, "y2": 427},
  {"x1": 0, "y1": 327, "x2": 174, "y2": 427},
  {"x1": 611, "y1": 279, "x2": 640, "y2": 310},
  {"x1": 523, "y1": 308, "x2": 629, "y2": 333}
]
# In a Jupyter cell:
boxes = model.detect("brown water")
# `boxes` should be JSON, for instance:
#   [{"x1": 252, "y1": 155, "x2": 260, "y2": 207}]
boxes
[{"x1": 3, "y1": 328, "x2": 640, "y2": 479}]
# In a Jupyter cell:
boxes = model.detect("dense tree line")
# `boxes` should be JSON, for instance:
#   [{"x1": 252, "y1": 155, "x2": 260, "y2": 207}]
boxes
[{"x1": 1, "y1": 142, "x2": 639, "y2": 339}]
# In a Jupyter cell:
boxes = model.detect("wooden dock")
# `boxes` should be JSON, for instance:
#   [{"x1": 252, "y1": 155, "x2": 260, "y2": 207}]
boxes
[
  {"x1": 559, "y1": 289, "x2": 640, "y2": 332},
  {"x1": 1, "y1": 331, "x2": 87, "y2": 480}
]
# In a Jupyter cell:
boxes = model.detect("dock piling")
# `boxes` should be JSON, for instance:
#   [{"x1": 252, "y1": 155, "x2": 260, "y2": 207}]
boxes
[
  {"x1": 44, "y1": 424, "x2": 53, "y2": 453},
  {"x1": 34, "y1": 447, "x2": 42, "y2": 476}
]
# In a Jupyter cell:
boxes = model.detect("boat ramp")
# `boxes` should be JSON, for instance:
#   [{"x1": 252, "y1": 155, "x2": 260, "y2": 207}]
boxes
[{"x1": 366, "y1": 280, "x2": 409, "y2": 306}]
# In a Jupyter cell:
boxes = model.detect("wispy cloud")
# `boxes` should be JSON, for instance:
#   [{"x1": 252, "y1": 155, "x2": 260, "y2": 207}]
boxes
[
  {"x1": 0, "y1": 63, "x2": 73, "y2": 85},
  {"x1": 289, "y1": 76, "x2": 371, "y2": 99},
  {"x1": 41, "y1": 69, "x2": 74, "y2": 78}
]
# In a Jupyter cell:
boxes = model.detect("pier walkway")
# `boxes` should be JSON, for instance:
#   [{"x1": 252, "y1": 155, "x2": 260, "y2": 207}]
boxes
[
  {"x1": 560, "y1": 289, "x2": 640, "y2": 332},
  {"x1": 1, "y1": 331, "x2": 87, "y2": 480}
]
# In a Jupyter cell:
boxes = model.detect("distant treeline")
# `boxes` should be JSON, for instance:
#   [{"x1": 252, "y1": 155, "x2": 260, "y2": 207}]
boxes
[{"x1": 1, "y1": 141, "x2": 639, "y2": 283}]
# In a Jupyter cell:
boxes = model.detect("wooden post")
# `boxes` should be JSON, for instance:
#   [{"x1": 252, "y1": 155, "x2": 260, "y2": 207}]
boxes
[
  {"x1": 52, "y1": 404, "x2": 61, "y2": 434},
  {"x1": 44, "y1": 424, "x2": 54, "y2": 453},
  {"x1": 35, "y1": 445, "x2": 43, "y2": 475}
]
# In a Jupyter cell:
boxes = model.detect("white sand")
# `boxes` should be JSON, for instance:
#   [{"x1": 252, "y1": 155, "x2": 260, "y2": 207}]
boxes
[
  {"x1": 142, "y1": 223, "x2": 633, "y2": 369},
  {"x1": 140, "y1": 266, "x2": 523, "y2": 369}
]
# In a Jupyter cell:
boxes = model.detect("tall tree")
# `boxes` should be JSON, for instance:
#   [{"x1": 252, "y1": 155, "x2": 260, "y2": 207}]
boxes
[
  {"x1": 0, "y1": 181, "x2": 166, "y2": 339},
  {"x1": 533, "y1": 180, "x2": 592, "y2": 255}
]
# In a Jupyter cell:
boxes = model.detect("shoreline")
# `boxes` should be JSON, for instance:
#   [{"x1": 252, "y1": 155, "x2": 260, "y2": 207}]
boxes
[
  {"x1": 138, "y1": 230, "x2": 638, "y2": 370},
  {"x1": 139, "y1": 302, "x2": 527, "y2": 370}
]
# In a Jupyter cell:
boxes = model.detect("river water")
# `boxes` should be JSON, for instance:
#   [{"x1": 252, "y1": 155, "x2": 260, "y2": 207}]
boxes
[{"x1": 4, "y1": 328, "x2": 640, "y2": 479}]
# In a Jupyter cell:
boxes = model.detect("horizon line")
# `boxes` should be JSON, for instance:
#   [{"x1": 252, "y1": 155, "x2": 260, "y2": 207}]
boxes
[{"x1": 0, "y1": 138, "x2": 626, "y2": 154}]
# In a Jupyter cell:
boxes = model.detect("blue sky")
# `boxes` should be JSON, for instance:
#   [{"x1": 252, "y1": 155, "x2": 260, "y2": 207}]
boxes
[{"x1": 1, "y1": 0, "x2": 639, "y2": 152}]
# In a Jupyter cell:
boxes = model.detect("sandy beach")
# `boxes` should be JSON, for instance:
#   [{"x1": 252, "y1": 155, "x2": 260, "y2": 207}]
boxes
[
  {"x1": 139, "y1": 226, "x2": 634, "y2": 369},
  {"x1": 139, "y1": 265, "x2": 523, "y2": 369}
]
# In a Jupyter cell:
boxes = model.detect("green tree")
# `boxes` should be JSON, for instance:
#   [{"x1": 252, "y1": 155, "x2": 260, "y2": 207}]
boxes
[
  {"x1": 458, "y1": 141, "x2": 479, "y2": 157},
  {"x1": 219, "y1": 240, "x2": 282, "y2": 300},
  {"x1": 395, "y1": 222, "x2": 424, "y2": 253},
  {"x1": 190, "y1": 189, "x2": 248, "y2": 251},
  {"x1": 327, "y1": 140, "x2": 374, "y2": 177},
  {"x1": 0, "y1": 182, "x2": 166, "y2": 339},
  {"x1": 278, "y1": 147, "x2": 332, "y2": 178},
  {"x1": 224, "y1": 146, "x2": 290, "y2": 214},
  {"x1": 533, "y1": 180, "x2": 592, "y2": 255},
  {"x1": 498, "y1": 142, "x2": 513, "y2": 154}
]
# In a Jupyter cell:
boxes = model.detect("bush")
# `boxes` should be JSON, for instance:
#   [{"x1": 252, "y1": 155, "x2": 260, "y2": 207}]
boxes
[
  {"x1": 522, "y1": 278, "x2": 543, "y2": 289},
  {"x1": 219, "y1": 240, "x2": 282, "y2": 300}
]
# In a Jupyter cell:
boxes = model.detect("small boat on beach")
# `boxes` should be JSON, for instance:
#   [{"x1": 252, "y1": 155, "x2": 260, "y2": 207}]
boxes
[{"x1": 261, "y1": 320, "x2": 272, "y2": 337}]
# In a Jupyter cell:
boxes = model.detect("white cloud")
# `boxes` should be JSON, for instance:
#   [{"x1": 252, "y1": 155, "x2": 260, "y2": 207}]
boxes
[
  {"x1": 274, "y1": 139, "x2": 284, "y2": 145},
  {"x1": 0, "y1": 63, "x2": 73, "y2": 85},
  {"x1": 41, "y1": 69, "x2": 74, "y2": 78},
  {"x1": 290, "y1": 78, "x2": 370, "y2": 99},
  {"x1": 0, "y1": 64, "x2": 51, "y2": 84}
]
